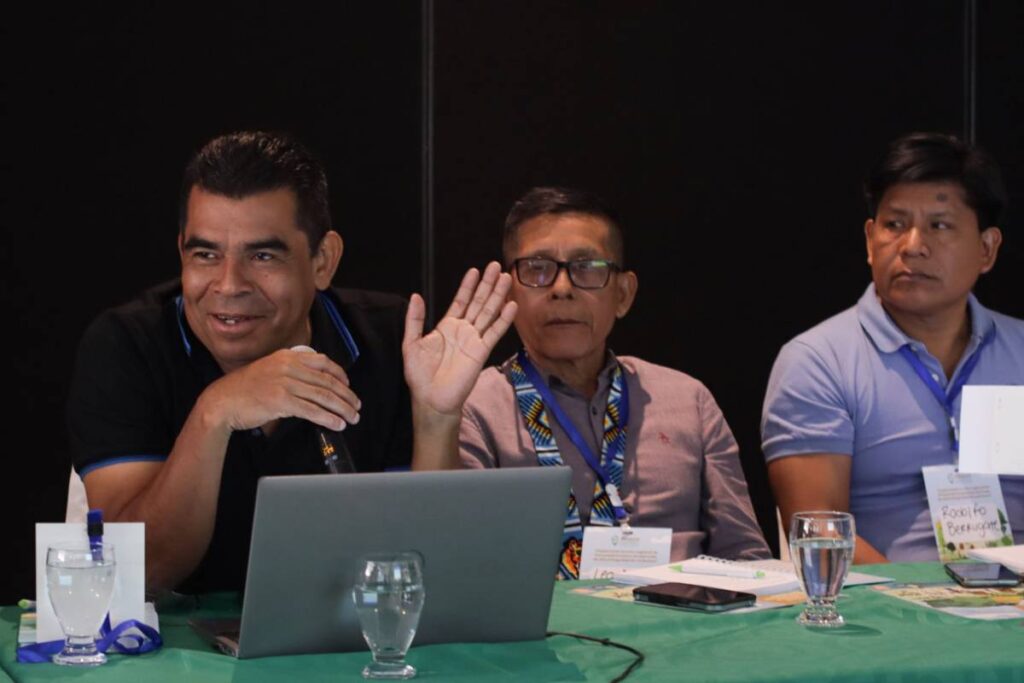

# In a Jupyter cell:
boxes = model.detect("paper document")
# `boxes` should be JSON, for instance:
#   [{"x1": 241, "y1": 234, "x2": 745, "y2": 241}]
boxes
[
  {"x1": 958, "y1": 386, "x2": 1024, "y2": 475},
  {"x1": 614, "y1": 556, "x2": 799, "y2": 595},
  {"x1": 748, "y1": 559, "x2": 892, "y2": 587},
  {"x1": 873, "y1": 582, "x2": 1024, "y2": 621},
  {"x1": 966, "y1": 545, "x2": 1024, "y2": 574},
  {"x1": 614, "y1": 556, "x2": 892, "y2": 595}
]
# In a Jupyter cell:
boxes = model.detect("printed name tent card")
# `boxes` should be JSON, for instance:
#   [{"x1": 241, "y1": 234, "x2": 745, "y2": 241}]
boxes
[
  {"x1": 579, "y1": 526, "x2": 672, "y2": 580},
  {"x1": 922, "y1": 466, "x2": 1013, "y2": 563}
]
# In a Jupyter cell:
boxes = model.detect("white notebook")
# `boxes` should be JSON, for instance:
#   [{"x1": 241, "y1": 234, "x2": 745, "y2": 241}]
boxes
[
  {"x1": 749, "y1": 558, "x2": 892, "y2": 589},
  {"x1": 614, "y1": 555, "x2": 800, "y2": 596}
]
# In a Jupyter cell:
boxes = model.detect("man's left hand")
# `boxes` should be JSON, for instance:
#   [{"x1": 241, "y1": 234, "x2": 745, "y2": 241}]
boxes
[{"x1": 403, "y1": 261, "x2": 517, "y2": 418}]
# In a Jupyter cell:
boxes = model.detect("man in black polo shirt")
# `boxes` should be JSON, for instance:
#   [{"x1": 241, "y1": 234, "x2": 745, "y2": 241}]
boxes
[{"x1": 67, "y1": 131, "x2": 516, "y2": 593}]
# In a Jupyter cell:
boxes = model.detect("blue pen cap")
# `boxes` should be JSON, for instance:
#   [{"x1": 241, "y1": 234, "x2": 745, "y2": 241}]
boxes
[{"x1": 87, "y1": 509, "x2": 104, "y2": 538}]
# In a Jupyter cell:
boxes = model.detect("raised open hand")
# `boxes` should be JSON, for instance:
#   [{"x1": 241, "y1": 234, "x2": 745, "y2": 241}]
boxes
[{"x1": 402, "y1": 262, "x2": 518, "y2": 417}]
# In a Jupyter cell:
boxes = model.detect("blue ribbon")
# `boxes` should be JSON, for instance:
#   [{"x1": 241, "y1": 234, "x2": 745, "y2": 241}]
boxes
[
  {"x1": 16, "y1": 614, "x2": 163, "y2": 663},
  {"x1": 517, "y1": 351, "x2": 630, "y2": 521}
]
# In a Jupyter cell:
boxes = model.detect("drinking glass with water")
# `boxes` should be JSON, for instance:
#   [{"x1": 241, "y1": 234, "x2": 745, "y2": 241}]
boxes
[
  {"x1": 352, "y1": 552, "x2": 425, "y2": 680},
  {"x1": 789, "y1": 511, "x2": 855, "y2": 628},
  {"x1": 45, "y1": 544, "x2": 116, "y2": 666}
]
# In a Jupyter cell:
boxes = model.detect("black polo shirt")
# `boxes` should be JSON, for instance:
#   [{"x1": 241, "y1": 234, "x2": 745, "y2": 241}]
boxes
[{"x1": 67, "y1": 279, "x2": 412, "y2": 593}]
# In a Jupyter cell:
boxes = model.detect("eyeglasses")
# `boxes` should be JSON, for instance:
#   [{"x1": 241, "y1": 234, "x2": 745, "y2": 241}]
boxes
[{"x1": 511, "y1": 257, "x2": 621, "y2": 289}]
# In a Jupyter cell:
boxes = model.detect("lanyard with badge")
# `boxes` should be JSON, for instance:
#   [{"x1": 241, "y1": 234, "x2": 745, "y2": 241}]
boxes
[
  {"x1": 514, "y1": 351, "x2": 671, "y2": 579},
  {"x1": 518, "y1": 351, "x2": 631, "y2": 522},
  {"x1": 897, "y1": 328, "x2": 992, "y2": 452},
  {"x1": 906, "y1": 329, "x2": 1014, "y2": 560}
]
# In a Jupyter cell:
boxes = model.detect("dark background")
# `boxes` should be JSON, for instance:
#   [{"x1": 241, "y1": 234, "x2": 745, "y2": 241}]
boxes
[{"x1": 2, "y1": 1, "x2": 1021, "y2": 603}]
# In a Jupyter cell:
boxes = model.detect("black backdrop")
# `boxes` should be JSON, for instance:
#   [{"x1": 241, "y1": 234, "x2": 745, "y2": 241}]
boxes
[{"x1": 2, "y1": 1, "x2": 1021, "y2": 603}]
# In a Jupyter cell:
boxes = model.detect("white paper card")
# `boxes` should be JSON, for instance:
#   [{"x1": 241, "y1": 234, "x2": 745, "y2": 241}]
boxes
[
  {"x1": 966, "y1": 544, "x2": 1024, "y2": 574},
  {"x1": 579, "y1": 526, "x2": 671, "y2": 580},
  {"x1": 922, "y1": 465, "x2": 1014, "y2": 563},
  {"x1": 959, "y1": 385, "x2": 1024, "y2": 475},
  {"x1": 35, "y1": 523, "x2": 148, "y2": 643}
]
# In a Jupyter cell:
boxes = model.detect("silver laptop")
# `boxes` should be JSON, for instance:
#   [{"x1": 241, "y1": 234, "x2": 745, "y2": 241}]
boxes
[{"x1": 191, "y1": 467, "x2": 570, "y2": 658}]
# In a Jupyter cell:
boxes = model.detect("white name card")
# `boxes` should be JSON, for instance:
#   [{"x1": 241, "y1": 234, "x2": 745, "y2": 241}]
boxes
[
  {"x1": 922, "y1": 465, "x2": 1014, "y2": 563},
  {"x1": 579, "y1": 526, "x2": 672, "y2": 580},
  {"x1": 959, "y1": 385, "x2": 1024, "y2": 475}
]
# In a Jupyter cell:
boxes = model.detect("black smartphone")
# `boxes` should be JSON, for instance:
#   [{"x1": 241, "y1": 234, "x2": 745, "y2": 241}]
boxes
[
  {"x1": 944, "y1": 562, "x2": 1022, "y2": 587},
  {"x1": 632, "y1": 582, "x2": 757, "y2": 612}
]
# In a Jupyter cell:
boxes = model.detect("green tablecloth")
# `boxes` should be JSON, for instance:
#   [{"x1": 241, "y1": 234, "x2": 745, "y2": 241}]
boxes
[{"x1": 3, "y1": 563, "x2": 1022, "y2": 682}]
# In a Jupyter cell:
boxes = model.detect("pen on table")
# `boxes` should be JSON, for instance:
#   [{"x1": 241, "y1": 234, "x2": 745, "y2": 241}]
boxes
[
  {"x1": 87, "y1": 509, "x2": 104, "y2": 561},
  {"x1": 674, "y1": 564, "x2": 766, "y2": 579}
]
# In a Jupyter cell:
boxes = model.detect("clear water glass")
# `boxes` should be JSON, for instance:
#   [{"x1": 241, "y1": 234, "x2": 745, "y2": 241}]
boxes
[
  {"x1": 789, "y1": 511, "x2": 855, "y2": 628},
  {"x1": 352, "y1": 552, "x2": 425, "y2": 680},
  {"x1": 45, "y1": 544, "x2": 116, "y2": 666}
]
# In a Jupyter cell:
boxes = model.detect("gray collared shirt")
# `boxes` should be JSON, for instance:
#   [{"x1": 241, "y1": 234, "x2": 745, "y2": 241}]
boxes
[
  {"x1": 763, "y1": 283, "x2": 1024, "y2": 561},
  {"x1": 461, "y1": 353, "x2": 770, "y2": 561}
]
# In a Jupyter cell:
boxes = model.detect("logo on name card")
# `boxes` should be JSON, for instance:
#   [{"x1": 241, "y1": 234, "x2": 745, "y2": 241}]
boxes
[{"x1": 923, "y1": 466, "x2": 1014, "y2": 562}]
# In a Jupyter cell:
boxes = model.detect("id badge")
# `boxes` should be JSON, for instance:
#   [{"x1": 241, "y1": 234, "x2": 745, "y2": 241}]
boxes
[
  {"x1": 922, "y1": 465, "x2": 1014, "y2": 562},
  {"x1": 579, "y1": 526, "x2": 672, "y2": 580}
]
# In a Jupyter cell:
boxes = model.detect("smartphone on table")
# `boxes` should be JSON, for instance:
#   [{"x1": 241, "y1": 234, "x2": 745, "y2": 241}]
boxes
[
  {"x1": 943, "y1": 562, "x2": 1021, "y2": 587},
  {"x1": 632, "y1": 582, "x2": 757, "y2": 612}
]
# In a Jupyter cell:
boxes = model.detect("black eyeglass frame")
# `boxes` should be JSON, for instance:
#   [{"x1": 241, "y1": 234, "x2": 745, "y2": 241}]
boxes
[{"x1": 510, "y1": 257, "x2": 623, "y2": 289}]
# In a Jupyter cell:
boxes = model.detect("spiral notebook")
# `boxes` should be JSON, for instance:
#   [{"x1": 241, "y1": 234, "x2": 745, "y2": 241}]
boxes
[
  {"x1": 614, "y1": 555, "x2": 892, "y2": 595},
  {"x1": 614, "y1": 555, "x2": 800, "y2": 596}
]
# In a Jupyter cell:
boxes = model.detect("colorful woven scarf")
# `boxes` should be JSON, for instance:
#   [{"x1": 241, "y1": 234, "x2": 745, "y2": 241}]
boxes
[{"x1": 509, "y1": 353, "x2": 628, "y2": 579}]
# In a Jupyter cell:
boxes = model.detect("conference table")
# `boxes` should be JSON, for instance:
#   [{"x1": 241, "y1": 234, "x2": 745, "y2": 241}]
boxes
[{"x1": 2, "y1": 563, "x2": 1022, "y2": 682}]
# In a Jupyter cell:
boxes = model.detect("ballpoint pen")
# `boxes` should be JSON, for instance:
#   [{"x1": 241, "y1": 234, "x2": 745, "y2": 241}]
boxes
[{"x1": 87, "y1": 509, "x2": 104, "y2": 561}]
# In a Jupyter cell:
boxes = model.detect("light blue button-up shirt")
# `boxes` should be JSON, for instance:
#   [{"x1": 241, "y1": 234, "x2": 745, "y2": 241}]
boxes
[{"x1": 762, "y1": 284, "x2": 1024, "y2": 561}]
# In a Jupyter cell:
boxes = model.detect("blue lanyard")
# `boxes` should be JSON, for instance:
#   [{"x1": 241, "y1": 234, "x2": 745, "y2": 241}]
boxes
[
  {"x1": 17, "y1": 617, "x2": 163, "y2": 663},
  {"x1": 897, "y1": 329, "x2": 993, "y2": 452},
  {"x1": 517, "y1": 351, "x2": 630, "y2": 521}
]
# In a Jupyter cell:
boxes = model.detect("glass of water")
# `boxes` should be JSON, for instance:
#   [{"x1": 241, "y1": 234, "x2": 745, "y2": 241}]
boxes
[
  {"x1": 45, "y1": 544, "x2": 117, "y2": 666},
  {"x1": 789, "y1": 511, "x2": 855, "y2": 628},
  {"x1": 352, "y1": 552, "x2": 425, "y2": 680}
]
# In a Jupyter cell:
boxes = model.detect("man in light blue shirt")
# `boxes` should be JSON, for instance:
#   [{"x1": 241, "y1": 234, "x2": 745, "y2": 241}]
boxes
[{"x1": 762, "y1": 133, "x2": 1024, "y2": 563}]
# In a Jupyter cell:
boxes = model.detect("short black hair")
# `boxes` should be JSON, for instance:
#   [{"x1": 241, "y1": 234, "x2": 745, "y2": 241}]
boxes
[
  {"x1": 179, "y1": 131, "x2": 332, "y2": 251},
  {"x1": 503, "y1": 187, "x2": 624, "y2": 266},
  {"x1": 864, "y1": 132, "x2": 1007, "y2": 229}
]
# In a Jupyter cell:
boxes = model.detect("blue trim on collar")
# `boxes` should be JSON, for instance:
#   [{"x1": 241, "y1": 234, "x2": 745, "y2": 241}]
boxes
[
  {"x1": 318, "y1": 291, "x2": 360, "y2": 362},
  {"x1": 174, "y1": 295, "x2": 193, "y2": 357},
  {"x1": 78, "y1": 454, "x2": 168, "y2": 478}
]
